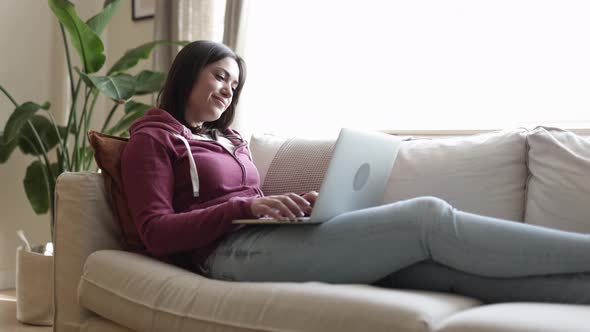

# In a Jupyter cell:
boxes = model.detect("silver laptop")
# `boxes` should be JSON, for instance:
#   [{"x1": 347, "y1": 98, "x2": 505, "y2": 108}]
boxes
[{"x1": 232, "y1": 128, "x2": 402, "y2": 225}]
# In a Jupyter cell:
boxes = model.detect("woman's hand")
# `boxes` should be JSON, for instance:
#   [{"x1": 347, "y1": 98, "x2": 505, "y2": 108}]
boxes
[
  {"x1": 301, "y1": 191, "x2": 319, "y2": 209},
  {"x1": 250, "y1": 193, "x2": 314, "y2": 220}
]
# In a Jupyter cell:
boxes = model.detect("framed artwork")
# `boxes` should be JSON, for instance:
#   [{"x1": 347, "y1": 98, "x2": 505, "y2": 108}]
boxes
[{"x1": 132, "y1": 0, "x2": 155, "y2": 21}]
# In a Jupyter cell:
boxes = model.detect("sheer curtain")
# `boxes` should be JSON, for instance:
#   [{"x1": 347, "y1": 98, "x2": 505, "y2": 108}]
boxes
[
  {"x1": 239, "y1": 0, "x2": 590, "y2": 137},
  {"x1": 152, "y1": 0, "x2": 227, "y2": 73},
  {"x1": 222, "y1": 0, "x2": 250, "y2": 133},
  {"x1": 223, "y1": 0, "x2": 249, "y2": 53}
]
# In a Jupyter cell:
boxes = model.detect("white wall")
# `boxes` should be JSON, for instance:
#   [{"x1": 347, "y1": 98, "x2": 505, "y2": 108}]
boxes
[
  {"x1": 0, "y1": 0, "x2": 153, "y2": 289},
  {"x1": 0, "y1": 0, "x2": 61, "y2": 290}
]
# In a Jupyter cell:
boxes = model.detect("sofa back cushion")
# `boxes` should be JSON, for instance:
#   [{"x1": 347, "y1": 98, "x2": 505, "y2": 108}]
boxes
[
  {"x1": 250, "y1": 128, "x2": 528, "y2": 222},
  {"x1": 525, "y1": 127, "x2": 590, "y2": 232},
  {"x1": 384, "y1": 129, "x2": 528, "y2": 222}
]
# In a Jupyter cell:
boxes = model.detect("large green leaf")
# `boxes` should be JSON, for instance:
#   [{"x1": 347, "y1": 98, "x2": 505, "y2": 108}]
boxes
[
  {"x1": 17, "y1": 116, "x2": 70, "y2": 156},
  {"x1": 86, "y1": 0, "x2": 123, "y2": 36},
  {"x1": 108, "y1": 40, "x2": 190, "y2": 75},
  {"x1": 18, "y1": 115, "x2": 58, "y2": 155},
  {"x1": 49, "y1": 0, "x2": 106, "y2": 74},
  {"x1": 23, "y1": 161, "x2": 59, "y2": 215},
  {"x1": 0, "y1": 132, "x2": 18, "y2": 163},
  {"x1": 78, "y1": 72, "x2": 136, "y2": 101},
  {"x1": 124, "y1": 100, "x2": 152, "y2": 114},
  {"x1": 134, "y1": 70, "x2": 166, "y2": 95},
  {"x1": 106, "y1": 108, "x2": 148, "y2": 135},
  {"x1": 4, "y1": 102, "x2": 50, "y2": 143}
]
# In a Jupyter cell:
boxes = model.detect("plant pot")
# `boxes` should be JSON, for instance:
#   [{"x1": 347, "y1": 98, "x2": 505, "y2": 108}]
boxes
[{"x1": 15, "y1": 244, "x2": 54, "y2": 326}]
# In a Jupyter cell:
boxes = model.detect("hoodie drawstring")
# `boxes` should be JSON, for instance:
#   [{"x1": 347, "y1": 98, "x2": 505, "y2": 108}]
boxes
[{"x1": 173, "y1": 133, "x2": 200, "y2": 197}]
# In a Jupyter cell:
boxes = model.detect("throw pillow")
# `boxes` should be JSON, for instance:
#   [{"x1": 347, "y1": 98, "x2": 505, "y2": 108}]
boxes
[
  {"x1": 87, "y1": 130, "x2": 144, "y2": 252},
  {"x1": 260, "y1": 137, "x2": 335, "y2": 196}
]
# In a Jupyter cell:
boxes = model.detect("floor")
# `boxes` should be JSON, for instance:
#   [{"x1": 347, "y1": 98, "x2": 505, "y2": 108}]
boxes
[{"x1": 0, "y1": 289, "x2": 51, "y2": 332}]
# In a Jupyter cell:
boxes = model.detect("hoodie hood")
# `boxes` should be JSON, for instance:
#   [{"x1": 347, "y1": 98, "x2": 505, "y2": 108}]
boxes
[
  {"x1": 130, "y1": 108, "x2": 195, "y2": 140},
  {"x1": 130, "y1": 108, "x2": 246, "y2": 144},
  {"x1": 129, "y1": 108, "x2": 247, "y2": 198}
]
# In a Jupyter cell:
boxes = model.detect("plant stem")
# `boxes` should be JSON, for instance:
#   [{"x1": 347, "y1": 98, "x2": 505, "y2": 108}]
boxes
[
  {"x1": 65, "y1": 79, "x2": 81, "y2": 170},
  {"x1": 80, "y1": 135, "x2": 88, "y2": 171},
  {"x1": 46, "y1": 111, "x2": 68, "y2": 172},
  {"x1": 84, "y1": 150, "x2": 95, "y2": 170},
  {"x1": 63, "y1": 78, "x2": 82, "y2": 170},
  {"x1": 80, "y1": 90, "x2": 99, "y2": 170},
  {"x1": 101, "y1": 102, "x2": 120, "y2": 133},
  {"x1": 60, "y1": 19, "x2": 77, "y2": 171},
  {"x1": 86, "y1": 90, "x2": 99, "y2": 131},
  {"x1": 0, "y1": 84, "x2": 18, "y2": 107},
  {"x1": 59, "y1": 24, "x2": 75, "y2": 98},
  {"x1": 74, "y1": 87, "x2": 91, "y2": 171}
]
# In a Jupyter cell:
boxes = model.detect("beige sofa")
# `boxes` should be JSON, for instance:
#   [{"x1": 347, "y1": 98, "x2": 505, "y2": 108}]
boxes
[{"x1": 53, "y1": 126, "x2": 590, "y2": 332}]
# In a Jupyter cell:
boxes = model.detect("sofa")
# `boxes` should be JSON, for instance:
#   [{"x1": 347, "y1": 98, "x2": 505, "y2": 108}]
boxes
[{"x1": 53, "y1": 126, "x2": 590, "y2": 332}]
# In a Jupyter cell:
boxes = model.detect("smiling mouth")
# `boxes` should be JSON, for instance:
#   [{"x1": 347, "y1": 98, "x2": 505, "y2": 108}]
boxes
[{"x1": 212, "y1": 96, "x2": 226, "y2": 108}]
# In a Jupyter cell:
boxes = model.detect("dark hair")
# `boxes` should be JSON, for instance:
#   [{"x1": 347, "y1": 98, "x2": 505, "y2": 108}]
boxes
[{"x1": 157, "y1": 40, "x2": 246, "y2": 131}]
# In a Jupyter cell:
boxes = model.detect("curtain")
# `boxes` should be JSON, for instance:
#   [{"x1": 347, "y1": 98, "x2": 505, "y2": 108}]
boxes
[
  {"x1": 223, "y1": 0, "x2": 249, "y2": 55},
  {"x1": 152, "y1": 0, "x2": 225, "y2": 73},
  {"x1": 222, "y1": 0, "x2": 250, "y2": 133}
]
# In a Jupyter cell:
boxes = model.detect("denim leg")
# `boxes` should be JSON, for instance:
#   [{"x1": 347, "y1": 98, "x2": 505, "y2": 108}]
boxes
[
  {"x1": 204, "y1": 197, "x2": 441, "y2": 282},
  {"x1": 432, "y1": 205, "x2": 590, "y2": 277},
  {"x1": 203, "y1": 196, "x2": 590, "y2": 283},
  {"x1": 376, "y1": 260, "x2": 590, "y2": 304}
]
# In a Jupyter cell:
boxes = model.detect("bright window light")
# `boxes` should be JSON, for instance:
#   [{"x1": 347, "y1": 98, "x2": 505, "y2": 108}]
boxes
[{"x1": 238, "y1": 0, "x2": 590, "y2": 137}]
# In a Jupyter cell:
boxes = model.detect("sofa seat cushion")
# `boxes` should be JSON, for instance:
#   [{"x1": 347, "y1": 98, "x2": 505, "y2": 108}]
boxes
[
  {"x1": 79, "y1": 250, "x2": 481, "y2": 332},
  {"x1": 436, "y1": 303, "x2": 590, "y2": 332}
]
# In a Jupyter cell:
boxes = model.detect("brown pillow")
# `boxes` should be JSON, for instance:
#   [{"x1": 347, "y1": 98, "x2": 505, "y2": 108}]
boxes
[{"x1": 87, "y1": 130, "x2": 145, "y2": 252}]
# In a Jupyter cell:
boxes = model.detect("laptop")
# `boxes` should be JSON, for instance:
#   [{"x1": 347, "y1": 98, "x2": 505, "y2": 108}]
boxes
[{"x1": 232, "y1": 127, "x2": 402, "y2": 225}]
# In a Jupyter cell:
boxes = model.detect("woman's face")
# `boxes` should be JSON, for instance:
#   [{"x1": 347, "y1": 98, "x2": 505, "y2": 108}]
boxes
[{"x1": 185, "y1": 57, "x2": 240, "y2": 127}]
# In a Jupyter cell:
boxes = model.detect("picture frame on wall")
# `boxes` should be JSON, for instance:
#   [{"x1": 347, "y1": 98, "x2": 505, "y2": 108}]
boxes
[{"x1": 132, "y1": 0, "x2": 155, "y2": 21}]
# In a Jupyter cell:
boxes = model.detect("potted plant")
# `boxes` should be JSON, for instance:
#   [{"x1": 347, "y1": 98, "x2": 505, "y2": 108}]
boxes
[{"x1": 0, "y1": 0, "x2": 187, "y2": 325}]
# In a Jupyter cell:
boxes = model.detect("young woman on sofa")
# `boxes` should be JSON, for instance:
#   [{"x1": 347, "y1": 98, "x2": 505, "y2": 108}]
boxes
[{"x1": 121, "y1": 40, "x2": 590, "y2": 304}]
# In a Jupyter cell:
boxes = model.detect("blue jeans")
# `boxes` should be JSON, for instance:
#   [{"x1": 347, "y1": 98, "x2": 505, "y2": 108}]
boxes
[
  {"x1": 376, "y1": 260, "x2": 590, "y2": 304},
  {"x1": 201, "y1": 197, "x2": 590, "y2": 301}
]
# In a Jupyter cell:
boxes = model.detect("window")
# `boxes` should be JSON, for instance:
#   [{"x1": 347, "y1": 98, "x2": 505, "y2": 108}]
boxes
[{"x1": 239, "y1": 0, "x2": 590, "y2": 137}]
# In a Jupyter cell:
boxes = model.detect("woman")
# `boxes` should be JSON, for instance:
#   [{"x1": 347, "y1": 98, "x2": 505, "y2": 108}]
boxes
[{"x1": 121, "y1": 40, "x2": 590, "y2": 303}]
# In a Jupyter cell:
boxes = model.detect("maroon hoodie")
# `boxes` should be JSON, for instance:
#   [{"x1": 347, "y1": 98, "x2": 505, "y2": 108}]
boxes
[{"x1": 121, "y1": 108, "x2": 263, "y2": 268}]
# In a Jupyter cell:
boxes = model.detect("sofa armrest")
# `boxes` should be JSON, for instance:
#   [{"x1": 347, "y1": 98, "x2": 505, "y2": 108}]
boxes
[{"x1": 54, "y1": 172, "x2": 124, "y2": 332}]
